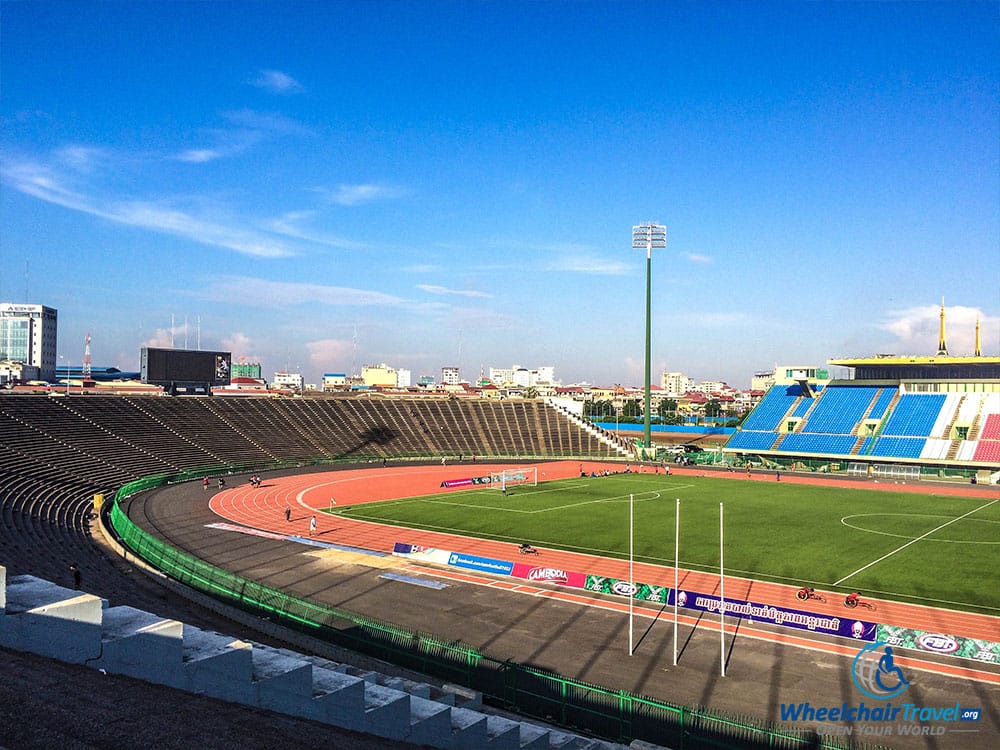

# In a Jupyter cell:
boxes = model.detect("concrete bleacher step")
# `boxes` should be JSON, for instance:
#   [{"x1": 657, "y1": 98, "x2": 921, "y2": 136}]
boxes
[
  {"x1": 0, "y1": 573, "x2": 105, "y2": 663},
  {"x1": 0, "y1": 565, "x2": 640, "y2": 750}
]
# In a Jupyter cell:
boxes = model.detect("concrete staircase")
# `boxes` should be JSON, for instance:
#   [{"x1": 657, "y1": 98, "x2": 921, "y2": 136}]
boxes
[{"x1": 0, "y1": 565, "x2": 643, "y2": 750}]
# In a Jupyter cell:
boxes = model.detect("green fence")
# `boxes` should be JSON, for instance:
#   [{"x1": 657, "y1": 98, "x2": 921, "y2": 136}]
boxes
[{"x1": 108, "y1": 470, "x2": 886, "y2": 750}]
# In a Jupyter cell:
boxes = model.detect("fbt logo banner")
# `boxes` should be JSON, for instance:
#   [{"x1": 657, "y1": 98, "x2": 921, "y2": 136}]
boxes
[{"x1": 877, "y1": 623, "x2": 1000, "y2": 664}]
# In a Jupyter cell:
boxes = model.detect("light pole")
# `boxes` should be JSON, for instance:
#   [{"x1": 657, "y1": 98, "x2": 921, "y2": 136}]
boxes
[{"x1": 632, "y1": 222, "x2": 666, "y2": 459}]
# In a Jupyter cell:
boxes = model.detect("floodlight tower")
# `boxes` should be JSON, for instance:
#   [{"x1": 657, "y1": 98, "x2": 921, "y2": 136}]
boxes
[{"x1": 632, "y1": 222, "x2": 666, "y2": 458}]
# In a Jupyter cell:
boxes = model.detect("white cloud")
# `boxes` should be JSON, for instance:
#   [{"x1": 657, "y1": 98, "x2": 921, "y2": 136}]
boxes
[
  {"x1": 325, "y1": 183, "x2": 403, "y2": 206},
  {"x1": 221, "y1": 333, "x2": 255, "y2": 359},
  {"x1": 200, "y1": 276, "x2": 406, "y2": 308},
  {"x1": 251, "y1": 69, "x2": 304, "y2": 94},
  {"x1": 416, "y1": 284, "x2": 492, "y2": 299},
  {"x1": 4, "y1": 158, "x2": 295, "y2": 258},
  {"x1": 546, "y1": 256, "x2": 631, "y2": 275},
  {"x1": 684, "y1": 252, "x2": 714, "y2": 264},
  {"x1": 306, "y1": 338, "x2": 354, "y2": 370},
  {"x1": 176, "y1": 148, "x2": 223, "y2": 164},
  {"x1": 266, "y1": 211, "x2": 365, "y2": 250},
  {"x1": 880, "y1": 304, "x2": 997, "y2": 356}
]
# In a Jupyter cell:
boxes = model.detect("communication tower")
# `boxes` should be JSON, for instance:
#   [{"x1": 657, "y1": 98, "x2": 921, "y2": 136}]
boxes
[{"x1": 83, "y1": 332, "x2": 92, "y2": 380}]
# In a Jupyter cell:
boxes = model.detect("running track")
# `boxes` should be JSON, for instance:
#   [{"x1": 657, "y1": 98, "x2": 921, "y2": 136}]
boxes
[{"x1": 209, "y1": 461, "x2": 1000, "y2": 685}]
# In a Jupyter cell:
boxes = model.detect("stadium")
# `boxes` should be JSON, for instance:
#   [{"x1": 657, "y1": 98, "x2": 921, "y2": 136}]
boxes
[{"x1": 1, "y1": 333, "x2": 998, "y2": 750}]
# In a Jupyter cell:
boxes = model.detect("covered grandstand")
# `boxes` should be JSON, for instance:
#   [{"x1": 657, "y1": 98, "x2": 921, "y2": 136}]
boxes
[{"x1": 724, "y1": 353, "x2": 1000, "y2": 482}]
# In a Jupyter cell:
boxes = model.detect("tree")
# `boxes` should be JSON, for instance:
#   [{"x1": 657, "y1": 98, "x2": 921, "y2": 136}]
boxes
[
  {"x1": 622, "y1": 398, "x2": 641, "y2": 418},
  {"x1": 658, "y1": 398, "x2": 677, "y2": 419},
  {"x1": 705, "y1": 399, "x2": 722, "y2": 418},
  {"x1": 583, "y1": 399, "x2": 613, "y2": 418}
]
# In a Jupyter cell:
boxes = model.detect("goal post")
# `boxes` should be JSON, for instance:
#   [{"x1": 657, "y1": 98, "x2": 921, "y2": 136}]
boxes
[{"x1": 490, "y1": 467, "x2": 537, "y2": 491}]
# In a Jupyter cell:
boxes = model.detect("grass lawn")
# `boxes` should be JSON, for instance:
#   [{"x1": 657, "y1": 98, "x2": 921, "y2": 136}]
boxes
[{"x1": 334, "y1": 473, "x2": 1000, "y2": 615}]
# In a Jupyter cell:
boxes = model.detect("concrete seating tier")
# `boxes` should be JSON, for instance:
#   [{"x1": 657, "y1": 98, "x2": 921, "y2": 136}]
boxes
[{"x1": 0, "y1": 566, "x2": 633, "y2": 750}]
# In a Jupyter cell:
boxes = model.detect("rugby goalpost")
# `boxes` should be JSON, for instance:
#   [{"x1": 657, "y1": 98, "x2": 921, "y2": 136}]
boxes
[{"x1": 489, "y1": 467, "x2": 538, "y2": 492}]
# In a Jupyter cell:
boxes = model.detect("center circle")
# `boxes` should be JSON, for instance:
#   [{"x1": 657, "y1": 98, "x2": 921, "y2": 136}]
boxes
[{"x1": 840, "y1": 513, "x2": 1000, "y2": 545}]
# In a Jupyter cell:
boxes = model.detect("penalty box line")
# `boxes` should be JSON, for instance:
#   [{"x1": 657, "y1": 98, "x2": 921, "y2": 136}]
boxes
[{"x1": 834, "y1": 497, "x2": 999, "y2": 586}]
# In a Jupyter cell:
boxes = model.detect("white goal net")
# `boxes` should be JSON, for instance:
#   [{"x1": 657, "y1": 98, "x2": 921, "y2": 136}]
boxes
[{"x1": 489, "y1": 467, "x2": 538, "y2": 491}]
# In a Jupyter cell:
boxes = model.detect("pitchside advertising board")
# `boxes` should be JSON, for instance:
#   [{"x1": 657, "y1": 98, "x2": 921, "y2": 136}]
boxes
[
  {"x1": 392, "y1": 541, "x2": 1000, "y2": 661},
  {"x1": 140, "y1": 347, "x2": 231, "y2": 393}
]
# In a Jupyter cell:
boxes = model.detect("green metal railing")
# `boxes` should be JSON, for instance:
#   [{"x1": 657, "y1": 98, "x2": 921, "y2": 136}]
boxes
[{"x1": 108, "y1": 470, "x2": 887, "y2": 750}]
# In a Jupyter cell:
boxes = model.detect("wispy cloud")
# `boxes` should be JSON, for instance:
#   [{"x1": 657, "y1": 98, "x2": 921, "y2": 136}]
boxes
[
  {"x1": 173, "y1": 110, "x2": 306, "y2": 163},
  {"x1": 323, "y1": 183, "x2": 403, "y2": 206},
  {"x1": 266, "y1": 211, "x2": 365, "y2": 250},
  {"x1": 200, "y1": 276, "x2": 406, "y2": 307},
  {"x1": 250, "y1": 69, "x2": 304, "y2": 94},
  {"x1": 4, "y1": 158, "x2": 295, "y2": 258},
  {"x1": 684, "y1": 252, "x2": 713, "y2": 264},
  {"x1": 417, "y1": 284, "x2": 492, "y2": 299},
  {"x1": 546, "y1": 256, "x2": 631, "y2": 275},
  {"x1": 176, "y1": 148, "x2": 223, "y2": 164}
]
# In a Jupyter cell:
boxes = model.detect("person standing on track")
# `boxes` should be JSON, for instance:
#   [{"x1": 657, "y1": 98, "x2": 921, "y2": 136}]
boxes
[
  {"x1": 284, "y1": 505, "x2": 291, "y2": 522},
  {"x1": 309, "y1": 515, "x2": 317, "y2": 536}
]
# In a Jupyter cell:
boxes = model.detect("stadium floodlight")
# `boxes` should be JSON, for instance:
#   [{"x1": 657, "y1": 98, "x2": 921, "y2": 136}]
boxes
[{"x1": 632, "y1": 222, "x2": 666, "y2": 458}]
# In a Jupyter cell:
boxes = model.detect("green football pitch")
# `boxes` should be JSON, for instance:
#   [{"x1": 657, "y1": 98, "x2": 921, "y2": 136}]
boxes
[{"x1": 334, "y1": 473, "x2": 1000, "y2": 615}]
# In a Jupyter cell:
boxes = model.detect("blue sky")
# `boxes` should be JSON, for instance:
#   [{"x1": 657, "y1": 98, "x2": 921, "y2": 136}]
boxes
[{"x1": 2, "y1": 1, "x2": 997, "y2": 388}]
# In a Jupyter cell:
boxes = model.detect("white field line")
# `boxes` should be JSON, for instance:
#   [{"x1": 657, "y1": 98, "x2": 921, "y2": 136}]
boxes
[
  {"x1": 834, "y1": 498, "x2": 999, "y2": 586},
  {"x1": 411, "y1": 490, "x2": 664, "y2": 514}
]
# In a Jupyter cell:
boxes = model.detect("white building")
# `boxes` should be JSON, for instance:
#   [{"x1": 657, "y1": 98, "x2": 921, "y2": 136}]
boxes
[
  {"x1": 770, "y1": 365, "x2": 830, "y2": 387},
  {"x1": 0, "y1": 303, "x2": 58, "y2": 382},
  {"x1": 489, "y1": 364, "x2": 557, "y2": 387},
  {"x1": 751, "y1": 370, "x2": 776, "y2": 391},
  {"x1": 362, "y1": 363, "x2": 398, "y2": 388},
  {"x1": 660, "y1": 371, "x2": 693, "y2": 397},
  {"x1": 322, "y1": 373, "x2": 348, "y2": 391},
  {"x1": 441, "y1": 366, "x2": 460, "y2": 385},
  {"x1": 272, "y1": 371, "x2": 304, "y2": 391}
]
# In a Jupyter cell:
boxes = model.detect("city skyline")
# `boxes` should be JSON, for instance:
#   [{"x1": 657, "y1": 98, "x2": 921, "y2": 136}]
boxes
[{"x1": 2, "y1": 2, "x2": 997, "y2": 388}]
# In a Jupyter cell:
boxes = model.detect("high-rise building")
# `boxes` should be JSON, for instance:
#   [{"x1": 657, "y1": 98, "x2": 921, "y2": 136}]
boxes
[
  {"x1": 441, "y1": 366, "x2": 460, "y2": 385},
  {"x1": 0, "y1": 303, "x2": 58, "y2": 381},
  {"x1": 660, "y1": 370, "x2": 693, "y2": 396}
]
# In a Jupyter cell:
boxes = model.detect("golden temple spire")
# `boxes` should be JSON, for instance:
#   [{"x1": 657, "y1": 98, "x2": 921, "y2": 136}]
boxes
[{"x1": 936, "y1": 297, "x2": 948, "y2": 356}]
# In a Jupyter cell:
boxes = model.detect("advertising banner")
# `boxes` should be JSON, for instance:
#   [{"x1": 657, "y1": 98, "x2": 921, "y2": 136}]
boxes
[
  {"x1": 876, "y1": 624, "x2": 1000, "y2": 664},
  {"x1": 391, "y1": 542, "x2": 453, "y2": 565},
  {"x1": 669, "y1": 589, "x2": 877, "y2": 641},
  {"x1": 447, "y1": 551, "x2": 514, "y2": 576},
  {"x1": 584, "y1": 574, "x2": 669, "y2": 604},
  {"x1": 511, "y1": 562, "x2": 587, "y2": 589},
  {"x1": 439, "y1": 475, "x2": 493, "y2": 488}
]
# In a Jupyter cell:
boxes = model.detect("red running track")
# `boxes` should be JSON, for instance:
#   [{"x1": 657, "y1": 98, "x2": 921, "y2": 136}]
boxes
[{"x1": 209, "y1": 461, "x2": 1000, "y2": 671}]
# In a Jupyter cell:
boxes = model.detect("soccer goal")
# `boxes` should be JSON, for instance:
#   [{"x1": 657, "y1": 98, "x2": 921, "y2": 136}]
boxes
[{"x1": 490, "y1": 467, "x2": 538, "y2": 492}]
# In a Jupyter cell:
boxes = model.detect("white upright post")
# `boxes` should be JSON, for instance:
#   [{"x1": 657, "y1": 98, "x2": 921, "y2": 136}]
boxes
[
  {"x1": 719, "y1": 501, "x2": 726, "y2": 677},
  {"x1": 629, "y1": 493, "x2": 634, "y2": 656},
  {"x1": 673, "y1": 498, "x2": 680, "y2": 666}
]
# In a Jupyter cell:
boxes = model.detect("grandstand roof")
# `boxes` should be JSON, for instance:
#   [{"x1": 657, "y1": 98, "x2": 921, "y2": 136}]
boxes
[{"x1": 829, "y1": 355, "x2": 1000, "y2": 366}]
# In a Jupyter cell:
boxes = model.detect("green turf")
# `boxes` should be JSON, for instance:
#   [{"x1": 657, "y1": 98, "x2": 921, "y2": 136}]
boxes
[{"x1": 334, "y1": 473, "x2": 1000, "y2": 615}]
